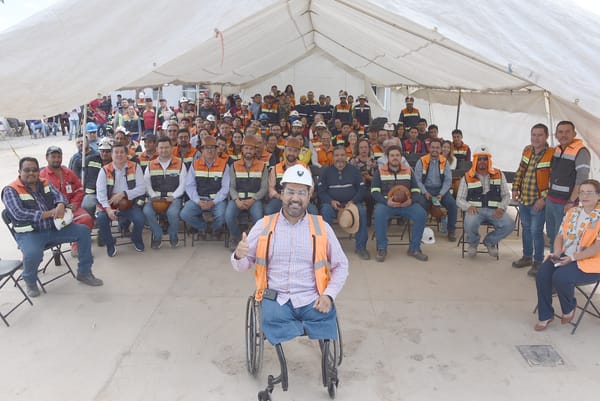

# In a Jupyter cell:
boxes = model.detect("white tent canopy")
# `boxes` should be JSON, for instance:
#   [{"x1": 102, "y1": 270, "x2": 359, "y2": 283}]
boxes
[{"x1": 1, "y1": 0, "x2": 599, "y2": 160}]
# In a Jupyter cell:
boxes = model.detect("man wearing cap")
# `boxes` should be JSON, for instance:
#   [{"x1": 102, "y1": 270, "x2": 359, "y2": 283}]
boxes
[
  {"x1": 264, "y1": 137, "x2": 307, "y2": 215},
  {"x1": 82, "y1": 138, "x2": 112, "y2": 217},
  {"x1": 333, "y1": 91, "x2": 352, "y2": 125},
  {"x1": 143, "y1": 136, "x2": 187, "y2": 249},
  {"x1": 456, "y1": 149, "x2": 513, "y2": 257},
  {"x1": 232, "y1": 164, "x2": 348, "y2": 356},
  {"x1": 2, "y1": 157, "x2": 103, "y2": 297},
  {"x1": 177, "y1": 97, "x2": 195, "y2": 122},
  {"x1": 96, "y1": 144, "x2": 147, "y2": 256},
  {"x1": 313, "y1": 131, "x2": 335, "y2": 168},
  {"x1": 85, "y1": 122, "x2": 100, "y2": 152},
  {"x1": 398, "y1": 96, "x2": 420, "y2": 130},
  {"x1": 354, "y1": 95, "x2": 371, "y2": 128},
  {"x1": 114, "y1": 127, "x2": 141, "y2": 162},
  {"x1": 318, "y1": 146, "x2": 370, "y2": 259},
  {"x1": 289, "y1": 121, "x2": 312, "y2": 165},
  {"x1": 181, "y1": 136, "x2": 230, "y2": 239},
  {"x1": 40, "y1": 146, "x2": 95, "y2": 257},
  {"x1": 372, "y1": 145, "x2": 429, "y2": 262},
  {"x1": 414, "y1": 138, "x2": 458, "y2": 242},
  {"x1": 69, "y1": 134, "x2": 99, "y2": 179},
  {"x1": 138, "y1": 134, "x2": 158, "y2": 173},
  {"x1": 261, "y1": 95, "x2": 279, "y2": 124},
  {"x1": 172, "y1": 128, "x2": 198, "y2": 169},
  {"x1": 225, "y1": 135, "x2": 268, "y2": 249}
]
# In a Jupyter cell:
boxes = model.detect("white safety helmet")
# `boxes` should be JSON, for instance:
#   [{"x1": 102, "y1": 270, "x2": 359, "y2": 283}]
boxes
[
  {"x1": 179, "y1": 96, "x2": 189, "y2": 103},
  {"x1": 421, "y1": 227, "x2": 435, "y2": 245},
  {"x1": 280, "y1": 164, "x2": 313, "y2": 188},
  {"x1": 206, "y1": 114, "x2": 216, "y2": 122},
  {"x1": 54, "y1": 208, "x2": 73, "y2": 231}
]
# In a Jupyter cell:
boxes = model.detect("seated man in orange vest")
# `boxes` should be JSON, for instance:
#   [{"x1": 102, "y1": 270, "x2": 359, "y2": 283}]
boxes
[
  {"x1": 2, "y1": 157, "x2": 103, "y2": 297},
  {"x1": 456, "y1": 148, "x2": 513, "y2": 257},
  {"x1": 181, "y1": 136, "x2": 230, "y2": 240},
  {"x1": 225, "y1": 135, "x2": 268, "y2": 249},
  {"x1": 232, "y1": 163, "x2": 348, "y2": 368}
]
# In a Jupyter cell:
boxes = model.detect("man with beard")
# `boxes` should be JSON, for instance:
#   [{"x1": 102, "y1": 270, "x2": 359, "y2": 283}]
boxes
[
  {"x1": 232, "y1": 164, "x2": 348, "y2": 369},
  {"x1": 225, "y1": 135, "x2": 268, "y2": 249},
  {"x1": 333, "y1": 91, "x2": 352, "y2": 125},
  {"x1": 318, "y1": 146, "x2": 370, "y2": 260},
  {"x1": 68, "y1": 134, "x2": 99, "y2": 179},
  {"x1": 82, "y1": 138, "x2": 112, "y2": 217},
  {"x1": 138, "y1": 134, "x2": 158, "y2": 173},
  {"x1": 264, "y1": 137, "x2": 305, "y2": 215},
  {"x1": 172, "y1": 128, "x2": 198, "y2": 169}
]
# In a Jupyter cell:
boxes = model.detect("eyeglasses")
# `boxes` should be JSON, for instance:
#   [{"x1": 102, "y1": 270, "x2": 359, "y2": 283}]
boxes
[
  {"x1": 478, "y1": 157, "x2": 488, "y2": 161},
  {"x1": 21, "y1": 167, "x2": 39, "y2": 173},
  {"x1": 579, "y1": 191, "x2": 598, "y2": 196},
  {"x1": 282, "y1": 188, "x2": 309, "y2": 197}
]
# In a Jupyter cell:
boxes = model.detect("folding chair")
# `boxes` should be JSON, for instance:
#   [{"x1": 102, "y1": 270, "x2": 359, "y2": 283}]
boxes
[
  {"x1": 0, "y1": 259, "x2": 33, "y2": 327},
  {"x1": 2, "y1": 209, "x2": 75, "y2": 293},
  {"x1": 371, "y1": 217, "x2": 411, "y2": 246},
  {"x1": 503, "y1": 171, "x2": 520, "y2": 236},
  {"x1": 457, "y1": 221, "x2": 499, "y2": 260}
]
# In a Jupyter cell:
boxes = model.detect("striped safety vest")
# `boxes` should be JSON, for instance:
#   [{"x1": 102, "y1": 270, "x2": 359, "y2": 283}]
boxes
[{"x1": 148, "y1": 157, "x2": 183, "y2": 198}]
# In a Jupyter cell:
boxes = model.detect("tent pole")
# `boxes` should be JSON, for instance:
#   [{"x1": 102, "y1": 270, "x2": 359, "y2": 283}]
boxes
[
  {"x1": 196, "y1": 84, "x2": 200, "y2": 116},
  {"x1": 544, "y1": 91, "x2": 555, "y2": 147},
  {"x1": 455, "y1": 89, "x2": 462, "y2": 129},
  {"x1": 81, "y1": 105, "x2": 87, "y2": 186}
]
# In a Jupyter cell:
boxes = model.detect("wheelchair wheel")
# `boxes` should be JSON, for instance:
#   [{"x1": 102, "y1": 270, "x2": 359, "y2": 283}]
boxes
[
  {"x1": 335, "y1": 315, "x2": 343, "y2": 366},
  {"x1": 321, "y1": 340, "x2": 339, "y2": 398},
  {"x1": 245, "y1": 296, "x2": 264, "y2": 375}
]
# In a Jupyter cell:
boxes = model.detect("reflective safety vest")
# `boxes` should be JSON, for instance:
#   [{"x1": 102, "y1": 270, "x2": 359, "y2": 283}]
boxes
[
  {"x1": 420, "y1": 154, "x2": 447, "y2": 182},
  {"x1": 103, "y1": 160, "x2": 140, "y2": 200},
  {"x1": 233, "y1": 158, "x2": 265, "y2": 199},
  {"x1": 372, "y1": 144, "x2": 384, "y2": 160},
  {"x1": 548, "y1": 139, "x2": 587, "y2": 201},
  {"x1": 452, "y1": 143, "x2": 470, "y2": 162},
  {"x1": 4, "y1": 178, "x2": 54, "y2": 232},
  {"x1": 562, "y1": 206, "x2": 600, "y2": 273},
  {"x1": 334, "y1": 104, "x2": 352, "y2": 124},
  {"x1": 261, "y1": 103, "x2": 279, "y2": 123},
  {"x1": 84, "y1": 155, "x2": 103, "y2": 194},
  {"x1": 172, "y1": 146, "x2": 196, "y2": 168},
  {"x1": 372, "y1": 163, "x2": 417, "y2": 197},
  {"x1": 254, "y1": 213, "x2": 330, "y2": 301},
  {"x1": 399, "y1": 107, "x2": 420, "y2": 128},
  {"x1": 148, "y1": 157, "x2": 183, "y2": 197},
  {"x1": 515, "y1": 145, "x2": 553, "y2": 198},
  {"x1": 317, "y1": 146, "x2": 334, "y2": 166},
  {"x1": 192, "y1": 156, "x2": 227, "y2": 199},
  {"x1": 227, "y1": 145, "x2": 242, "y2": 162},
  {"x1": 138, "y1": 151, "x2": 158, "y2": 173},
  {"x1": 465, "y1": 171, "x2": 503, "y2": 208}
]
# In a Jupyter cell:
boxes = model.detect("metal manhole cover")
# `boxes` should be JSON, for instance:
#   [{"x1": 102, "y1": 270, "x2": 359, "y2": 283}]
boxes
[{"x1": 516, "y1": 345, "x2": 565, "y2": 367}]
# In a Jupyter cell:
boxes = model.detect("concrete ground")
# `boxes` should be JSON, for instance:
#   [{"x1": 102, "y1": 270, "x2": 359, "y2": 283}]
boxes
[{"x1": 1, "y1": 134, "x2": 600, "y2": 401}]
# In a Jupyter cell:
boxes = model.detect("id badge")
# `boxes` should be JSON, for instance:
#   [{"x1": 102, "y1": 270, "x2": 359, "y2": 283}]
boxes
[{"x1": 65, "y1": 184, "x2": 73, "y2": 193}]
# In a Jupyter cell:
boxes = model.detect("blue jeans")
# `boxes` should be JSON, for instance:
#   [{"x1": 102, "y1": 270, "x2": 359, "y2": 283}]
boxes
[
  {"x1": 545, "y1": 199, "x2": 565, "y2": 253},
  {"x1": 535, "y1": 259, "x2": 600, "y2": 321},
  {"x1": 374, "y1": 202, "x2": 426, "y2": 251},
  {"x1": 463, "y1": 208, "x2": 514, "y2": 246},
  {"x1": 68, "y1": 119, "x2": 79, "y2": 140},
  {"x1": 143, "y1": 198, "x2": 182, "y2": 241},
  {"x1": 261, "y1": 299, "x2": 338, "y2": 345},
  {"x1": 321, "y1": 202, "x2": 368, "y2": 250},
  {"x1": 96, "y1": 206, "x2": 145, "y2": 248},
  {"x1": 519, "y1": 203, "x2": 546, "y2": 263},
  {"x1": 82, "y1": 194, "x2": 97, "y2": 217},
  {"x1": 225, "y1": 199, "x2": 264, "y2": 240},
  {"x1": 425, "y1": 191, "x2": 457, "y2": 233},
  {"x1": 15, "y1": 224, "x2": 93, "y2": 285},
  {"x1": 180, "y1": 199, "x2": 227, "y2": 232}
]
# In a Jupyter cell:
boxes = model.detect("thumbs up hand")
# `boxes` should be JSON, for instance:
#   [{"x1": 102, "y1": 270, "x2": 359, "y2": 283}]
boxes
[{"x1": 235, "y1": 232, "x2": 249, "y2": 259}]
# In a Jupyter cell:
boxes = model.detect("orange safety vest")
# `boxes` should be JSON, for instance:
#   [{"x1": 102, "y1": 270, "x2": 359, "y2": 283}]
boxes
[
  {"x1": 138, "y1": 151, "x2": 158, "y2": 171},
  {"x1": 452, "y1": 143, "x2": 470, "y2": 161},
  {"x1": 172, "y1": 147, "x2": 197, "y2": 166},
  {"x1": 232, "y1": 158, "x2": 265, "y2": 199},
  {"x1": 254, "y1": 213, "x2": 330, "y2": 301},
  {"x1": 465, "y1": 170, "x2": 503, "y2": 209},
  {"x1": 561, "y1": 206, "x2": 600, "y2": 273},
  {"x1": 515, "y1": 145, "x2": 554, "y2": 198},
  {"x1": 372, "y1": 144, "x2": 384, "y2": 160},
  {"x1": 420, "y1": 154, "x2": 447, "y2": 181},
  {"x1": 148, "y1": 157, "x2": 183, "y2": 197},
  {"x1": 4, "y1": 178, "x2": 54, "y2": 232},
  {"x1": 317, "y1": 146, "x2": 334, "y2": 166}
]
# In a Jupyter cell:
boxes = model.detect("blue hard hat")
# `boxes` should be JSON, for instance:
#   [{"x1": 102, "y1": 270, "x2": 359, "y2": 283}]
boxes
[
  {"x1": 259, "y1": 113, "x2": 268, "y2": 120},
  {"x1": 86, "y1": 122, "x2": 98, "y2": 132}
]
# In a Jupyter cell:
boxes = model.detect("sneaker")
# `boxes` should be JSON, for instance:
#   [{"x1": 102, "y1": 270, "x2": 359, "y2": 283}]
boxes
[
  {"x1": 407, "y1": 248, "x2": 428, "y2": 261},
  {"x1": 71, "y1": 242, "x2": 79, "y2": 258},
  {"x1": 486, "y1": 244, "x2": 499, "y2": 258},
  {"x1": 467, "y1": 244, "x2": 477, "y2": 257},
  {"x1": 512, "y1": 256, "x2": 532, "y2": 268},
  {"x1": 355, "y1": 248, "x2": 371, "y2": 260},
  {"x1": 107, "y1": 243, "x2": 117, "y2": 257},
  {"x1": 151, "y1": 239, "x2": 162, "y2": 250},
  {"x1": 134, "y1": 242, "x2": 145, "y2": 252},
  {"x1": 26, "y1": 282, "x2": 40, "y2": 298},
  {"x1": 527, "y1": 262, "x2": 539, "y2": 277},
  {"x1": 448, "y1": 232, "x2": 457, "y2": 242},
  {"x1": 76, "y1": 273, "x2": 104, "y2": 287},
  {"x1": 376, "y1": 249, "x2": 387, "y2": 262},
  {"x1": 170, "y1": 238, "x2": 179, "y2": 249}
]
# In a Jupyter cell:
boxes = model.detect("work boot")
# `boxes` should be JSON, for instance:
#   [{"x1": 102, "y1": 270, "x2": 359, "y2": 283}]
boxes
[
  {"x1": 512, "y1": 256, "x2": 532, "y2": 268},
  {"x1": 151, "y1": 238, "x2": 162, "y2": 250},
  {"x1": 448, "y1": 232, "x2": 457, "y2": 242},
  {"x1": 407, "y1": 248, "x2": 428, "y2": 262},
  {"x1": 76, "y1": 273, "x2": 104, "y2": 286},
  {"x1": 26, "y1": 282, "x2": 40, "y2": 298},
  {"x1": 355, "y1": 248, "x2": 371, "y2": 260},
  {"x1": 375, "y1": 249, "x2": 387, "y2": 262},
  {"x1": 527, "y1": 262, "x2": 539, "y2": 277}
]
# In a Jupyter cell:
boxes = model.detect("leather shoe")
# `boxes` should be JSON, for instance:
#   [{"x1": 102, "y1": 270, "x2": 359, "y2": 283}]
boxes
[
  {"x1": 375, "y1": 249, "x2": 387, "y2": 262},
  {"x1": 355, "y1": 248, "x2": 371, "y2": 260},
  {"x1": 512, "y1": 256, "x2": 532, "y2": 268},
  {"x1": 77, "y1": 273, "x2": 104, "y2": 287},
  {"x1": 407, "y1": 248, "x2": 428, "y2": 262},
  {"x1": 534, "y1": 317, "x2": 554, "y2": 331},
  {"x1": 448, "y1": 232, "x2": 457, "y2": 242}
]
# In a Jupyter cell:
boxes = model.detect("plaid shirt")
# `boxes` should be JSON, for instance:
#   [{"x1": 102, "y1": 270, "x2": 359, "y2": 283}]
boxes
[
  {"x1": 518, "y1": 149, "x2": 545, "y2": 206},
  {"x1": 231, "y1": 212, "x2": 349, "y2": 308}
]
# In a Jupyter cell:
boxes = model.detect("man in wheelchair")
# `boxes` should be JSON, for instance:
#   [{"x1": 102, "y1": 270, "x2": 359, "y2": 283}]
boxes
[{"x1": 231, "y1": 164, "x2": 349, "y2": 399}]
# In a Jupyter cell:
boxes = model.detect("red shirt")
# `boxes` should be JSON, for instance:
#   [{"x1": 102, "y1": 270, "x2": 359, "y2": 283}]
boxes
[
  {"x1": 142, "y1": 109, "x2": 159, "y2": 130},
  {"x1": 39, "y1": 166, "x2": 84, "y2": 208}
]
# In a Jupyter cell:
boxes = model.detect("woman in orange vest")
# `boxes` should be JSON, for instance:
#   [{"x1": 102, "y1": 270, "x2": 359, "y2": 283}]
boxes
[{"x1": 534, "y1": 179, "x2": 600, "y2": 331}]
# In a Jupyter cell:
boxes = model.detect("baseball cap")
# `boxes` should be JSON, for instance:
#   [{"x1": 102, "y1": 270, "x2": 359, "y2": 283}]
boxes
[
  {"x1": 142, "y1": 134, "x2": 157, "y2": 141},
  {"x1": 46, "y1": 146, "x2": 62, "y2": 155}
]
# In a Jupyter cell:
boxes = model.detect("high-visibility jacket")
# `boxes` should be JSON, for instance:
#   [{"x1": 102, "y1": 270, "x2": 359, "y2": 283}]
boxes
[
  {"x1": 465, "y1": 171, "x2": 503, "y2": 209},
  {"x1": 561, "y1": 205, "x2": 600, "y2": 273},
  {"x1": 4, "y1": 178, "x2": 54, "y2": 232},
  {"x1": 333, "y1": 104, "x2": 352, "y2": 124},
  {"x1": 372, "y1": 163, "x2": 417, "y2": 197},
  {"x1": 148, "y1": 157, "x2": 183, "y2": 197},
  {"x1": 172, "y1": 146, "x2": 197, "y2": 168},
  {"x1": 403, "y1": 139, "x2": 426, "y2": 154},
  {"x1": 232, "y1": 159, "x2": 265, "y2": 199},
  {"x1": 372, "y1": 144, "x2": 385, "y2": 160},
  {"x1": 192, "y1": 156, "x2": 228, "y2": 199},
  {"x1": 261, "y1": 103, "x2": 279, "y2": 124},
  {"x1": 398, "y1": 107, "x2": 420, "y2": 128},
  {"x1": 103, "y1": 161, "x2": 142, "y2": 203},
  {"x1": 513, "y1": 145, "x2": 554, "y2": 198},
  {"x1": 452, "y1": 143, "x2": 471, "y2": 162},
  {"x1": 138, "y1": 151, "x2": 158, "y2": 173},
  {"x1": 420, "y1": 154, "x2": 447, "y2": 183},
  {"x1": 83, "y1": 155, "x2": 104, "y2": 194},
  {"x1": 354, "y1": 105, "x2": 371, "y2": 127},
  {"x1": 317, "y1": 146, "x2": 334, "y2": 167},
  {"x1": 254, "y1": 213, "x2": 330, "y2": 301},
  {"x1": 548, "y1": 139, "x2": 587, "y2": 201}
]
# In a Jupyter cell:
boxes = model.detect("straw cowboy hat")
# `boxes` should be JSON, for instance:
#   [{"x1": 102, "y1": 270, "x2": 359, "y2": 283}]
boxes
[{"x1": 338, "y1": 203, "x2": 360, "y2": 234}]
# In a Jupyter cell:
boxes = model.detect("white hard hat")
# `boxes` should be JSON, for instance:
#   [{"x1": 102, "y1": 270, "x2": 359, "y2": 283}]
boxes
[
  {"x1": 223, "y1": 111, "x2": 232, "y2": 118},
  {"x1": 161, "y1": 121, "x2": 170, "y2": 130},
  {"x1": 292, "y1": 120, "x2": 303, "y2": 127},
  {"x1": 206, "y1": 114, "x2": 216, "y2": 122},
  {"x1": 280, "y1": 164, "x2": 313, "y2": 188},
  {"x1": 54, "y1": 208, "x2": 73, "y2": 231},
  {"x1": 179, "y1": 96, "x2": 189, "y2": 103},
  {"x1": 421, "y1": 227, "x2": 435, "y2": 245},
  {"x1": 289, "y1": 110, "x2": 299, "y2": 117}
]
